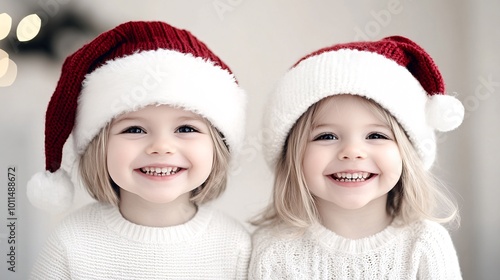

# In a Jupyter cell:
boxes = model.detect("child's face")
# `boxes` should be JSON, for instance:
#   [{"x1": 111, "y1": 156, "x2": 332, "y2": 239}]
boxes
[
  {"x1": 106, "y1": 105, "x2": 214, "y2": 206},
  {"x1": 302, "y1": 95, "x2": 402, "y2": 214}
]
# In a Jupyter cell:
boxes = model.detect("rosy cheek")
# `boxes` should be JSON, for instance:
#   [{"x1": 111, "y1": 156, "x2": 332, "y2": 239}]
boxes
[
  {"x1": 387, "y1": 151, "x2": 403, "y2": 180},
  {"x1": 107, "y1": 141, "x2": 129, "y2": 165}
]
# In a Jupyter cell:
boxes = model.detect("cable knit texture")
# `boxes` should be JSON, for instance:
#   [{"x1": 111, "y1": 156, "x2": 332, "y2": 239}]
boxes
[
  {"x1": 30, "y1": 202, "x2": 251, "y2": 279},
  {"x1": 249, "y1": 220, "x2": 461, "y2": 279}
]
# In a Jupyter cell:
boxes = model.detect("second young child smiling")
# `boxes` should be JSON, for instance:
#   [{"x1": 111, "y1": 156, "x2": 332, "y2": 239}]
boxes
[
  {"x1": 304, "y1": 95, "x2": 402, "y2": 238},
  {"x1": 250, "y1": 35, "x2": 464, "y2": 279}
]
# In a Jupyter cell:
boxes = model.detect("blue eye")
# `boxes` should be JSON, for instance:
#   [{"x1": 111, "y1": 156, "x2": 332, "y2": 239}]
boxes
[
  {"x1": 367, "y1": 132, "x2": 388, "y2": 140},
  {"x1": 122, "y1": 126, "x2": 146, "y2": 134},
  {"x1": 176, "y1": 125, "x2": 198, "y2": 133},
  {"x1": 314, "y1": 133, "x2": 338, "y2": 141}
]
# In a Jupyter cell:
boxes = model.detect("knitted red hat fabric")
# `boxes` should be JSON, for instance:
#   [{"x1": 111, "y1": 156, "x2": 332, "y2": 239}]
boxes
[
  {"x1": 27, "y1": 21, "x2": 246, "y2": 213},
  {"x1": 263, "y1": 35, "x2": 464, "y2": 169}
]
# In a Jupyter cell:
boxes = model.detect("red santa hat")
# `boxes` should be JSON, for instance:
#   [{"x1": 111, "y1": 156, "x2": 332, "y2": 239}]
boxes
[
  {"x1": 264, "y1": 35, "x2": 464, "y2": 170},
  {"x1": 27, "y1": 21, "x2": 246, "y2": 214}
]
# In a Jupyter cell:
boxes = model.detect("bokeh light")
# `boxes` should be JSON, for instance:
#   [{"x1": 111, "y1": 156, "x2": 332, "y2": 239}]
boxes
[
  {"x1": 0, "y1": 58, "x2": 17, "y2": 87},
  {"x1": 17, "y1": 14, "x2": 41, "y2": 42},
  {"x1": 0, "y1": 13, "x2": 12, "y2": 40},
  {"x1": 0, "y1": 13, "x2": 40, "y2": 87},
  {"x1": 0, "y1": 49, "x2": 8, "y2": 77}
]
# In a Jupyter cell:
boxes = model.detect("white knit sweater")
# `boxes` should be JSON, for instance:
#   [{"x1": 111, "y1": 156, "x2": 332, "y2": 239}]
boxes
[
  {"x1": 30, "y1": 202, "x2": 251, "y2": 279},
  {"x1": 249, "y1": 219, "x2": 461, "y2": 279}
]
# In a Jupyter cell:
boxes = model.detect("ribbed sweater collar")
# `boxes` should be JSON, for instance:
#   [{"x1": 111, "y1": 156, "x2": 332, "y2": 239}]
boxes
[
  {"x1": 99, "y1": 203, "x2": 213, "y2": 244},
  {"x1": 310, "y1": 219, "x2": 405, "y2": 254}
]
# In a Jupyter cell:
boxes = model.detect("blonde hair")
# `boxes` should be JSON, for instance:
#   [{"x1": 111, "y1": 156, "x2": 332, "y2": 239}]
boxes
[
  {"x1": 79, "y1": 118, "x2": 230, "y2": 206},
  {"x1": 253, "y1": 95, "x2": 459, "y2": 229}
]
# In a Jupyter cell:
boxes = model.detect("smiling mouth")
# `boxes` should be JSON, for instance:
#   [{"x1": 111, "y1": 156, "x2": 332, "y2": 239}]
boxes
[
  {"x1": 331, "y1": 172, "x2": 374, "y2": 182},
  {"x1": 140, "y1": 167, "x2": 181, "y2": 176}
]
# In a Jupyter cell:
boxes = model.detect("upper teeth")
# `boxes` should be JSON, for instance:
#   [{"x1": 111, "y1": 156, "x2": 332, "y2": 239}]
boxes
[
  {"x1": 141, "y1": 167, "x2": 180, "y2": 176},
  {"x1": 334, "y1": 172, "x2": 370, "y2": 181}
]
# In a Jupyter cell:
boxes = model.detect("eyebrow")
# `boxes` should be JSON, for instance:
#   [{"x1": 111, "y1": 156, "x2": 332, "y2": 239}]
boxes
[
  {"x1": 111, "y1": 116, "x2": 144, "y2": 125},
  {"x1": 177, "y1": 115, "x2": 206, "y2": 122},
  {"x1": 112, "y1": 114, "x2": 205, "y2": 125},
  {"x1": 312, "y1": 122, "x2": 390, "y2": 130}
]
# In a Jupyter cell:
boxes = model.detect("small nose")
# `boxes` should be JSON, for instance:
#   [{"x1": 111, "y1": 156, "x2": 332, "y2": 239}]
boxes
[
  {"x1": 337, "y1": 141, "x2": 366, "y2": 160},
  {"x1": 146, "y1": 133, "x2": 176, "y2": 155}
]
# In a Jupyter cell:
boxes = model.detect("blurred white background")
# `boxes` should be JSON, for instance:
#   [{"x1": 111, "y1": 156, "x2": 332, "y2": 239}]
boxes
[{"x1": 0, "y1": 0, "x2": 498, "y2": 279}]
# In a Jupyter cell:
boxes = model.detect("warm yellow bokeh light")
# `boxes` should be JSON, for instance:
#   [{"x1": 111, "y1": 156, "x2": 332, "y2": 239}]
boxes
[
  {"x1": 0, "y1": 13, "x2": 41, "y2": 87},
  {"x1": 0, "y1": 59, "x2": 17, "y2": 87},
  {"x1": 16, "y1": 14, "x2": 41, "y2": 42},
  {"x1": 0, "y1": 13, "x2": 12, "y2": 40},
  {"x1": 0, "y1": 49, "x2": 8, "y2": 77}
]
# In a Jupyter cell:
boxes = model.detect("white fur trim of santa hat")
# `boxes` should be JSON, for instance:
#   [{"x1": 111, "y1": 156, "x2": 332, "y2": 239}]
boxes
[{"x1": 77, "y1": 49, "x2": 246, "y2": 158}]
